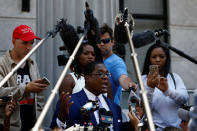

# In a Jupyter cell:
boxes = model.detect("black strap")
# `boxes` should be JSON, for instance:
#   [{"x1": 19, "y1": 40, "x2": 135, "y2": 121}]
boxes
[
  {"x1": 170, "y1": 73, "x2": 176, "y2": 89},
  {"x1": 169, "y1": 73, "x2": 189, "y2": 108}
]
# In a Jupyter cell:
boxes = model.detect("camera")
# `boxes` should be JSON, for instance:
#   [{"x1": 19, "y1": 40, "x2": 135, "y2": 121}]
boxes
[
  {"x1": 0, "y1": 96, "x2": 12, "y2": 103},
  {"x1": 57, "y1": 45, "x2": 70, "y2": 66},
  {"x1": 57, "y1": 25, "x2": 85, "y2": 67},
  {"x1": 57, "y1": 53, "x2": 69, "y2": 66}
]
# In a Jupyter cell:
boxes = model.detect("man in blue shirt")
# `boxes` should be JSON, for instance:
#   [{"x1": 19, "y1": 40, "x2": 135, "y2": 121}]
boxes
[{"x1": 97, "y1": 24, "x2": 136, "y2": 105}]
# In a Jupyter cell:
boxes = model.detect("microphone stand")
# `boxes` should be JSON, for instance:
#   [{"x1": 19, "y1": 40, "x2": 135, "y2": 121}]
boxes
[
  {"x1": 0, "y1": 20, "x2": 63, "y2": 88},
  {"x1": 157, "y1": 40, "x2": 197, "y2": 65},
  {"x1": 124, "y1": 10, "x2": 155, "y2": 131}
]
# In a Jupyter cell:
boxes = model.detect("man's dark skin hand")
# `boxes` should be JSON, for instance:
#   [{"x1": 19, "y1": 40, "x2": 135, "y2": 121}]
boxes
[
  {"x1": 4, "y1": 101, "x2": 16, "y2": 131},
  {"x1": 58, "y1": 92, "x2": 74, "y2": 123}
]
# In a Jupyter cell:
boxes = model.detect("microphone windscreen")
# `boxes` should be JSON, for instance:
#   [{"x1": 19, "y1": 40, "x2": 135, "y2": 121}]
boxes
[
  {"x1": 99, "y1": 108, "x2": 107, "y2": 115},
  {"x1": 178, "y1": 108, "x2": 190, "y2": 121},
  {"x1": 189, "y1": 118, "x2": 197, "y2": 131},
  {"x1": 59, "y1": 19, "x2": 79, "y2": 55},
  {"x1": 132, "y1": 30, "x2": 156, "y2": 48},
  {"x1": 99, "y1": 109, "x2": 113, "y2": 125},
  {"x1": 106, "y1": 111, "x2": 113, "y2": 117},
  {"x1": 85, "y1": 17, "x2": 101, "y2": 45},
  {"x1": 194, "y1": 91, "x2": 197, "y2": 106},
  {"x1": 114, "y1": 12, "x2": 134, "y2": 44},
  {"x1": 114, "y1": 23, "x2": 128, "y2": 44},
  {"x1": 80, "y1": 100, "x2": 99, "y2": 116},
  {"x1": 188, "y1": 104, "x2": 197, "y2": 130},
  {"x1": 84, "y1": 4, "x2": 101, "y2": 46},
  {"x1": 189, "y1": 107, "x2": 197, "y2": 119}
]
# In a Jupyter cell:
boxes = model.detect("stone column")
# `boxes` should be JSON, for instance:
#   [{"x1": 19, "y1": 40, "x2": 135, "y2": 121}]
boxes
[{"x1": 168, "y1": 0, "x2": 197, "y2": 104}]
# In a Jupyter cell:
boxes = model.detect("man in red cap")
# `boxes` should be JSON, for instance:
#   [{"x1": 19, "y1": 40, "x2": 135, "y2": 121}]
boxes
[{"x1": 0, "y1": 25, "x2": 48, "y2": 131}]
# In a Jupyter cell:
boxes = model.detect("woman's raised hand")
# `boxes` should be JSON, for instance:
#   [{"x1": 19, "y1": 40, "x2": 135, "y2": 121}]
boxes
[{"x1": 147, "y1": 72, "x2": 160, "y2": 88}]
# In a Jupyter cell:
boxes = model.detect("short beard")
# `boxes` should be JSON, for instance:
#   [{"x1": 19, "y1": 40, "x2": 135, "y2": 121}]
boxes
[{"x1": 101, "y1": 49, "x2": 111, "y2": 57}]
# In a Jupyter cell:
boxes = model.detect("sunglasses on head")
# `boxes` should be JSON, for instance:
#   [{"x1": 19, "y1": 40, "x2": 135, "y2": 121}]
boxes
[{"x1": 100, "y1": 38, "x2": 111, "y2": 44}]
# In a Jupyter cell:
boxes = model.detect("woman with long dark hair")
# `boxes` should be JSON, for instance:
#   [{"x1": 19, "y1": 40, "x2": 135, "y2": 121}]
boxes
[
  {"x1": 141, "y1": 43, "x2": 189, "y2": 130},
  {"x1": 59, "y1": 42, "x2": 97, "y2": 95},
  {"x1": 57, "y1": 21, "x2": 108, "y2": 96}
]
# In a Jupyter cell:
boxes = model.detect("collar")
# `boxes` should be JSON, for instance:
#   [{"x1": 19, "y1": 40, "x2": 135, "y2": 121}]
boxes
[
  {"x1": 83, "y1": 88, "x2": 103, "y2": 101},
  {"x1": 5, "y1": 50, "x2": 34, "y2": 68},
  {"x1": 103, "y1": 53, "x2": 115, "y2": 61}
]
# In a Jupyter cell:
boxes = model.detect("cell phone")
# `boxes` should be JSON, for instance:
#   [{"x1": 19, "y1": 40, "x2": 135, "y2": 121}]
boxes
[
  {"x1": 0, "y1": 96, "x2": 11, "y2": 103},
  {"x1": 129, "y1": 103, "x2": 136, "y2": 114},
  {"x1": 149, "y1": 65, "x2": 159, "y2": 75},
  {"x1": 41, "y1": 77, "x2": 50, "y2": 85},
  {"x1": 129, "y1": 105, "x2": 132, "y2": 112}
]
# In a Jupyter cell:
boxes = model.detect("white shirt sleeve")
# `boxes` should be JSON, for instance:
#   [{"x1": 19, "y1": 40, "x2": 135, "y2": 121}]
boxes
[
  {"x1": 146, "y1": 86, "x2": 155, "y2": 106},
  {"x1": 142, "y1": 75, "x2": 155, "y2": 107},
  {"x1": 164, "y1": 73, "x2": 189, "y2": 105}
]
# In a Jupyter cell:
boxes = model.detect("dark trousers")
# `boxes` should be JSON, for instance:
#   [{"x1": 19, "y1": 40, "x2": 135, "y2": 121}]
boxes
[{"x1": 20, "y1": 105, "x2": 35, "y2": 131}]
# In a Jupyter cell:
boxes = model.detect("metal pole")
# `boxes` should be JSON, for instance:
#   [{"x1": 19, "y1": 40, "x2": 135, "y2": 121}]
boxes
[
  {"x1": 125, "y1": 22, "x2": 155, "y2": 131},
  {"x1": 31, "y1": 35, "x2": 86, "y2": 131},
  {"x1": 0, "y1": 19, "x2": 63, "y2": 88},
  {"x1": 0, "y1": 33, "x2": 50, "y2": 88}
]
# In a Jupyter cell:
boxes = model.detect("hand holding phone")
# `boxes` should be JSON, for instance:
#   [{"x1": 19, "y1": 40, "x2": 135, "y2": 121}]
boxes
[
  {"x1": 128, "y1": 105, "x2": 140, "y2": 130},
  {"x1": 0, "y1": 93, "x2": 13, "y2": 103},
  {"x1": 149, "y1": 65, "x2": 159, "y2": 75},
  {"x1": 41, "y1": 77, "x2": 50, "y2": 85},
  {"x1": 0, "y1": 96, "x2": 11, "y2": 103}
]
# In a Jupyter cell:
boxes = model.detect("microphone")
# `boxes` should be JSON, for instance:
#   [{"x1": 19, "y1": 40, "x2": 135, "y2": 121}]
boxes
[
  {"x1": 154, "y1": 29, "x2": 169, "y2": 37},
  {"x1": 114, "y1": 9, "x2": 169, "y2": 48},
  {"x1": 84, "y1": 2, "x2": 101, "y2": 45},
  {"x1": 189, "y1": 92, "x2": 197, "y2": 130},
  {"x1": 80, "y1": 100, "x2": 99, "y2": 115},
  {"x1": 128, "y1": 89, "x2": 139, "y2": 104},
  {"x1": 115, "y1": 28, "x2": 170, "y2": 48},
  {"x1": 132, "y1": 29, "x2": 170, "y2": 48},
  {"x1": 114, "y1": 9, "x2": 156, "y2": 48},
  {"x1": 99, "y1": 108, "x2": 113, "y2": 130},
  {"x1": 114, "y1": 8, "x2": 134, "y2": 44},
  {"x1": 132, "y1": 30, "x2": 156, "y2": 48},
  {"x1": 79, "y1": 100, "x2": 99, "y2": 128},
  {"x1": 59, "y1": 19, "x2": 79, "y2": 55}
]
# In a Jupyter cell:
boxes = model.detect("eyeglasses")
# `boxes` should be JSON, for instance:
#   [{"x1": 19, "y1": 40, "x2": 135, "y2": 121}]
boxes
[
  {"x1": 90, "y1": 72, "x2": 111, "y2": 78},
  {"x1": 82, "y1": 39, "x2": 88, "y2": 44},
  {"x1": 100, "y1": 38, "x2": 111, "y2": 44}
]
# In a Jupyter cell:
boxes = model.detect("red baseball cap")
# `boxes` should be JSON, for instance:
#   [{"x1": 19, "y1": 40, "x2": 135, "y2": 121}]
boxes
[{"x1": 12, "y1": 25, "x2": 41, "y2": 41}]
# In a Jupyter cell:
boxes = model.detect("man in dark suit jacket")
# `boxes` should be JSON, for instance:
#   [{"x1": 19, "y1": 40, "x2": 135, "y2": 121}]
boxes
[{"x1": 50, "y1": 61, "x2": 137, "y2": 131}]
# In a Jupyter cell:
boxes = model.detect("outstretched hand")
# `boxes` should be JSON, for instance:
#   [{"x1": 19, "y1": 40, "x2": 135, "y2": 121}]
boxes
[
  {"x1": 58, "y1": 92, "x2": 74, "y2": 123},
  {"x1": 128, "y1": 82, "x2": 138, "y2": 92},
  {"x1": 147, "y1": 72, "x2": 160, "y2": 88},
  {"x1": 119, "y1": 74, "x2": 137, "y2": 90}
]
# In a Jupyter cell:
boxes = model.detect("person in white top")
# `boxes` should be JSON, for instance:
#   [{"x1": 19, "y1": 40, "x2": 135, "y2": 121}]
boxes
[
  {"x1": 58, "y1": 31, "x2": 113, "y2": 99},
  {"x1": 59, "y1": 42, "x2": 95, "y2": 95},
  {"x1": 140, "y1": 43, "x2": 189, "y2": 130},
  {"x1": 58, "y1": 21, "x2": 102, "y2": 96}
]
